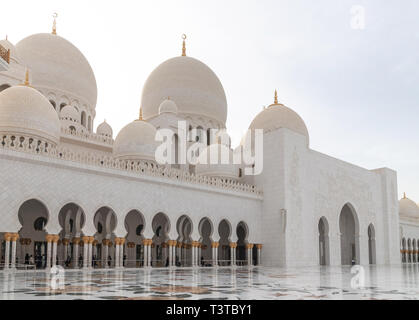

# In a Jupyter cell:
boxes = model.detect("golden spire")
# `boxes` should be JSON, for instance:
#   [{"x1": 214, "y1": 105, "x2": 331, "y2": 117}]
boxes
[
  {"x1": 22, "y1": 69, "x2": 30, "y2": 86},
  {"x1": 138, "y1": 107, "x2": 143, "y2": 121},
  {"x1": 274, "y1": 90, "x2": 278, "y2": 104},
  {"x1": 182, "y1": 34, "x2": 187, "y2": 56},
  {"x1": 52, "y1": 13, "x2": 58, "y2": 35}
]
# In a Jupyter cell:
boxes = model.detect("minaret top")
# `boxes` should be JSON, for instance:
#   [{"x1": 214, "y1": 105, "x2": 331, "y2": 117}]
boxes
[
  {"x1": 182, "y1": 34, "x2": 187, "y2": 56},
  {"x1": 138, "y1": 107, "x2": 144, "y2": 121},
  {"x1": 20, "y1": 69, "x2": 31, "y2": 87},
  {"x1": 52, "y1": 13, "x2": 58, "y2": 35}
]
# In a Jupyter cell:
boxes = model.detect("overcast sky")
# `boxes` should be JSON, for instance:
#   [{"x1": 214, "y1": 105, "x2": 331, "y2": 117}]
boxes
[{"x1": 1, "y1": 0, "x2": 418, "y2": 201}]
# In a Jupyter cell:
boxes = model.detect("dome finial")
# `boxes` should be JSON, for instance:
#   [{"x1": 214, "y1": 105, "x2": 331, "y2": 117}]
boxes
[
  {"x1": 22, "y1": 69, "x2": 30, "y2": 86},
  {"x1": 182, "y1": 34, "x2": 187, "y2": 56},
  {"x1": 52, "y1": 13, "x2": 58, "y2": 35},
  {"x1": 403, "y1": 192, "x2": 407, "y2": 199},
  {"x1": 139, "y1": 107, "x2": 143, "y2": 121},
  {"x1": 274, "y1": 89, "x2": 278, "y2": 105}
]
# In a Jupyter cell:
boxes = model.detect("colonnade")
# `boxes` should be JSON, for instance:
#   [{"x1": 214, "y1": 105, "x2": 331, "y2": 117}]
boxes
[{"x1": 1, "y1": 232, "x2": 263, "y2": 271}]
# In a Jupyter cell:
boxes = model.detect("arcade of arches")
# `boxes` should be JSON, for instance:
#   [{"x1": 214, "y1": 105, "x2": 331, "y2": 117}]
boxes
[
  {"x1": 0, "y1": 199, "x2": 263, "y2": 270},
  {"x1": 400, "y1": 237, "x2": 419, "y2": 264}
]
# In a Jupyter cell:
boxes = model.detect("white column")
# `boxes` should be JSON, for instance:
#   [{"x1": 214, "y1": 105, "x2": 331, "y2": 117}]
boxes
[
  {"x1": 168, "y1": 241, "x2": 173, "y2": 267},
  {"x1": 46, "y1": 237, "x2": 52, "y2": 269},
  {"x1": 120, "y1": 242, "x2": 124, "y2": 268},
  {"x1": 191, "y1": 243, "x2": 196, "y2": 267},
  {"x1": 172, "y1": 243, "x2": 176, "y2": 267},
  {"x1": 4, "y1": 236, "x2": 10, "y2": 270},
  {"x1": 11, "y1": 235, "x2": 17, "y2": 269},
  {"x1": 115, "y1": 241, "x2": 120, "y2": 268},
  {"x1": 52, "y1": 238, "x2": 58, "y2": 268},
  {"x1": 73, "y1": 240, "x2": 79, "y2": 269},
  {"x1": 247, "y1": 247, "x2": 252, "y2": 266},
  {"x1": 88, "y1": 240, "x2": 93, "y2": 269},
  {"x1": 143, "y1": 242, "x2": 148, "y2": 267},
  {"x1": 230, "y1": 244, "x2": 235, "y2": 266},
  {"x1": 82, "y1": 237, "x2": 89, "y2": 269}
]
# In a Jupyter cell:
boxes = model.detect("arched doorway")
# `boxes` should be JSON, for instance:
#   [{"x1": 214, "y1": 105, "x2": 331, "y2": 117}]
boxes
[
  {"x1": 124, "y1": 210, "x2": 145, "y2": 268},
  {"x1": 218, "y1": 219, "x2": 232, "y2": 266},
  {"x1": 368, "y1": 224, "x2": 376, "y2": 265},
  {"x1": 18, "y1": 199, "x2": 49, "y2": 269},
  {"x1": 318, "y1": 217, "x2": 330, "y2": 266},
  {"x1": 58, "y1": 203, "x2": 86, "y2": 268},
  {"x1": 176, "y1": 215, "x2": 192, "y2": 267},
  {"x1": 199, "y1": 217, "x2": 213, "y2": 266},
  {"x1": 152, "y1": 213, "x2": 170, "y2": 267},
  {"x1": 339, "y1": 204, "x2": 360, "y2": 265},
  {"x1": 94, "y1": 207, "x2": 117, "y2": 268},
  {"x1": 236, "y1": 222, "x2": 249, "y2": 266}
]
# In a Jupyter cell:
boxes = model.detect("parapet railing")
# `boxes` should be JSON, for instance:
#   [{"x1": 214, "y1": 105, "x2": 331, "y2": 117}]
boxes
[
  {"x1": 0, "y1": 134, "x2": 262, "y2": 196},
  {"x1": 61, "y1": 127, "x2": 113, "y2": 146},
  {"x1": 0, "y1": 45, "x2": 10, "y2": 64}
]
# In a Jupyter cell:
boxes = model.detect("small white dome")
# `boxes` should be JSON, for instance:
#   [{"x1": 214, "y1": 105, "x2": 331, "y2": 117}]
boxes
[
  {"x1": 60, "y1": 105, "x2": 79, "y2": 122},
  {"x1": 196, "y1": 144, "x2": 239, "y2": 179},
  {"x1": 399, "y1": 195, "x2": 419, "y2": 220},
  {"x1": 0, "y1": 85, "x2": 61, "y2": 144},
  {"x1": 97, "y1": 120, "x2": 113, "y2": 138},
  {"x1": 141, "y1": 56, "x2": 227, "y2": 124},
  {"x1": 0, "y1": 39, "x2": 21, "y2": 64},
  {"x1": 159, "y1": 99, "x2": 178, "y2": 115},
  {"x1": 250, "y1": 103, "x2": 309, "y2": 143},
  {"x1": 114, "y1": 120, "x2": 157, "y2": 161}
]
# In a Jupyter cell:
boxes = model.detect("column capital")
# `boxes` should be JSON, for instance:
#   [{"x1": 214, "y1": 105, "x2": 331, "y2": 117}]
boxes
[
  {"x1": 246, "y1": 243, "x2": 254, "y2": 249},
  {"x1": 11, "y1": 233, "x2": 19, "y2": 242},
  {"x1": 142, "y1": 239, "x2": 153, "y2": 246},
  {"x1": 62, "y1": 238, "x2": 70, "y2": 245},
  {"x1": 211, "y1": 242, "x2": 220, "y2": 248},
  {"x1": 115, "y1": 238, "x2": 121, "y2": 245},
  {"x1": 73, "y1": 237, "x2": 81, "y2": 245},
  {"x1": 82, "y1": 236, "x2": 90, "y2": 244},
  {"x1": 4, "y1": 233, "x2": 12, "y2": 241},
  {"x1": 46, "y1": 234, "x2": 54, "y2": 243},
  {"x1": 52, "y1": 235, "x2": 60, "y2": 243},
  {"x1": 120, "y1": 238, "x2": 126, "y2": 245},
  {"x1": 256, "y1": 244, "x2": 263, "y2": 250},
  {"x1": 88, "y1": 236, "x2": 95, "y2": 244},
  {"x1": 229, "y1": 242, "x2": 238, "y2": 249}
]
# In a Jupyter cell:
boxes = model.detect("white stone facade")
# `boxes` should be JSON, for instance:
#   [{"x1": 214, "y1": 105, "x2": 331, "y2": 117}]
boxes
[{"x1": 0, "y1": 24, "x2": 412, "y2": 271}]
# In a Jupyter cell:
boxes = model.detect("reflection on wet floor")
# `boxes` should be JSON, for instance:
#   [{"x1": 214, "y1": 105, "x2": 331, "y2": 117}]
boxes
[{"x1": 1, "y1": 264, "x2": 419, "y2": 300}]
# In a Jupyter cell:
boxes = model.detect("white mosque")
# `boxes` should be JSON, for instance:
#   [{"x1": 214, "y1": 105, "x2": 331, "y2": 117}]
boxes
[{"x1": 0, "y1": 18, "x2": 417, "y2": 272}]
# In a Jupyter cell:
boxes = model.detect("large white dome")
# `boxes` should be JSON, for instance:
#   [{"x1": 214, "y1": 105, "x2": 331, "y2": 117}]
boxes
[
  {"x1": 0, "y1": 85, "x2": 61, "y2": 144},
  {"x1": 250, "y1": 102, "x2": 309, "y2": 142},
  {"x1": 16, "y1": 33, "x2": 97, "y2": 108},
  {"x1": 114, "y1": 120, "x2": 157, "y2": 161},
  {"x1": 141, "y1": 56, "x2": 227, "y2": 125}
]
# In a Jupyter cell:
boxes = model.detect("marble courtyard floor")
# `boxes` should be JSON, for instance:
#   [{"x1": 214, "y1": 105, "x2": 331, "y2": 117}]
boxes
[{"x1": 0, "y1": 264, "x2": 419, "y2": 300}]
